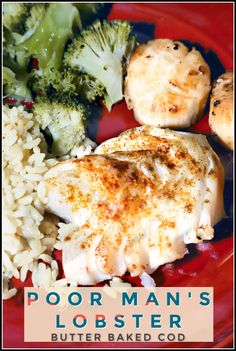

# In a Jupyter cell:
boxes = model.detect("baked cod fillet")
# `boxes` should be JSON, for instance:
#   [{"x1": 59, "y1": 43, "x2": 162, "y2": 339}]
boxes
[{"x1": 43, "y1": 127, "x2": 225, "y2": 285}]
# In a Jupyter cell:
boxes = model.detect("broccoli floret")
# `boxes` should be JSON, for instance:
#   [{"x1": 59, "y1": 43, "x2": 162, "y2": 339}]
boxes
[
  {"x1": 29, "y1": 68, "x2": 77, "y2": 98},
  {"x1": 77, "y1": 73, "x2": 106, "y2": 102},
  {"x1": 29, "y1": 67, "x2": 105, "y2": 104},
  {"x1": 29, "y1": 68, "x2": 85, "y2": 99},
  {"x1": 12, "y1": 4, "x2": 47, "y2": 45},
  {"x1": 64, "y1": 20, "x2": 136, "y2": 110},
  {"x1": 33, "y1": 96, "x2": 86, "y2": 156},
  {"x1": 5, "y1": 3, "x2": 81, "y2": 71},
  {"x1": 3, "y1": 3, "x2": 29, "y2": 33},
  {"x1": 3, "y1": 66, "x2": 32, "y2": 102}
]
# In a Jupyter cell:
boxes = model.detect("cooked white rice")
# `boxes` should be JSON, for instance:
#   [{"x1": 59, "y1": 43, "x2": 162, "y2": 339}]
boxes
[{"x1": 2, "y1": 105, "x2": 63, "y2": 298}]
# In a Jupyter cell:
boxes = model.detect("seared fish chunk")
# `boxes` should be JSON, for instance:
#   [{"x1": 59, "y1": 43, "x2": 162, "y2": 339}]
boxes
[
  {"x1": 209, "y1": 71, "x2": 234, "y2": 150},
  {"x1": 43, "y1": 127, "x2": 225, "y2": 285},
  {"x1": 125, "y1": 39, "x2": 211, "y2": 128}
]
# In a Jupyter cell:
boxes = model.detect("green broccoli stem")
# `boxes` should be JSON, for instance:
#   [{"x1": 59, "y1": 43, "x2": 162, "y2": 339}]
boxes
[
  {"x1": 70, "y1": 44, "x2": 123, "y2": 111},
  {"x1": 14, "y1": 4, "x2": 81, "y2": 71},
  {"x1": 64, "y1": 19, "x2": 135, "y2": 110},
  {"x1": 81, "y1": 55, "x2": 122, "y2": 111}
]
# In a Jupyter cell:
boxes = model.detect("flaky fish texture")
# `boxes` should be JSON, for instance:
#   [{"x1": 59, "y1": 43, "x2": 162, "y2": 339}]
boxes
[
  {"x1": 209, "y1": 71, "x2": 234, "y2": 150},
  {"x1": 125, "y1": 39, "x2": 211, "y2": 128},
  {"x1": 43, "y1": 126, "x2": 225, "y2": 285}
]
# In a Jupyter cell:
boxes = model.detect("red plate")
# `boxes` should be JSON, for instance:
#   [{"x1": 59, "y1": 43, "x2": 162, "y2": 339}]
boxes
[{"x1": 3, "y1": 3, "x2": 233, "y2": 348}]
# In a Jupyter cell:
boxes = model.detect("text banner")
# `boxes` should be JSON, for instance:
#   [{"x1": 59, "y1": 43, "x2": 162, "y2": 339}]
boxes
[{"x1": 24, "y1": 287, "x2": 213, "y2": 342}]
